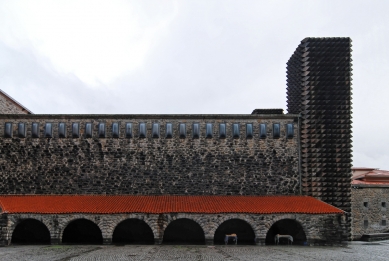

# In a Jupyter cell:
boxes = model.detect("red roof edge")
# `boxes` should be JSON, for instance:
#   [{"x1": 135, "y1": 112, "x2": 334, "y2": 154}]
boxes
[{"x1": 0, "y1": 195, "x2": 344, "y2": 215}]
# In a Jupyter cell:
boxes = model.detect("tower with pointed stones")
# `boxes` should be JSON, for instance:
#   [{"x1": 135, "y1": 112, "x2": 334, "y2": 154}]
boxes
[{"x1": 287, "y1": 37, "x2": 353, "y2": 238}]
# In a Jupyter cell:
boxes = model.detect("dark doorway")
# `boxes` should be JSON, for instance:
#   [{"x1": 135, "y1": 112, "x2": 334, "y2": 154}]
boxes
[
  {"x1": 62, "y1": 219, "x2": 103, "y2": 244},
  {"x1": 163, "y1": 218, "x2": 205, "y2": 245},
  {"x1": 265, "y1": 219, "x2": 307, "y2": 245},
  {"x1": 11, "y1": 219, "x2": 50, "y2": 244},
  {"x1": 112, "y1": 219, "x2": 154, "y2": 244},
  {"x1": 214, "y1": 219, "x2": 256, "y2": 245}
]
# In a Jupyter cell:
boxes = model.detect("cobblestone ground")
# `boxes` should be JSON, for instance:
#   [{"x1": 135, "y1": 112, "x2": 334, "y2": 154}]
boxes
[{"x1": 1, "y1": 242, "x2": 389, "y2": 261}]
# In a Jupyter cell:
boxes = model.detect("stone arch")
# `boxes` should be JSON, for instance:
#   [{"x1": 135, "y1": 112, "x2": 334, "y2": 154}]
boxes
[
  {"x1": 11, "y1": 218, "x2": 51, "y2": 244},
  {"x1": 112, "y1": 218, "x2": 154, "y2": 244},
  {"x1": 162, "y1": 218, "x2": 205, "y2": 244},
  {"x1": 62, "y1": 218, "x2": 103, "y2": 244},
  {"x1": 109, "y1": 214, "x2": 159, "y2": 241},
  {"x1": 214, "y1": 218, "x2": 256, "y2": 245},
  {"x1": 209, "y1": 214, "x2": 260, "y2": 240},
  {"x1": 265, "y1": 218, "x2": 307, "y2": 245},
  {"x1": 157, "y1": 214, "x2": 208, "y2": 239},
  {"x1": 58, "y1": 215, "x2": 106, "y2": 241}
]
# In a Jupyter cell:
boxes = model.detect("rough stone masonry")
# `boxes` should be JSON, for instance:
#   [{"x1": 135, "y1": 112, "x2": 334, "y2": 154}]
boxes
[{"x1": 0, "y1": 114, "x2": 299, "y2": 195}]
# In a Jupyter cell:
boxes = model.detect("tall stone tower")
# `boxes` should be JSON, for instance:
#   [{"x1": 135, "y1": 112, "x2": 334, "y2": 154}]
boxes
[{"x1": 286, "y1": 37, "x2": 352, "y2": 237}]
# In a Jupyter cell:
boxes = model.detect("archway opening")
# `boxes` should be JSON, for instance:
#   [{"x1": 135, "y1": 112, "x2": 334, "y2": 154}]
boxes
[
  {"x1": 62, "y1": 219, "x2": 103, "y2": 244},
  {"x1": 112, "y1": 219, "x2": 154, "y2": 244},
  {"x1": 265, "y1": 219, "x2": 307, "y2": 245},
  {"x1": 11, "y1": 219, "x2": 51, "y2": 245},
  {"x1": 214, "y1": 219, "x2": 256, "y2": 245},
  {"x1": 163, "y1": 218, "x2": 205, "y2": 245}
]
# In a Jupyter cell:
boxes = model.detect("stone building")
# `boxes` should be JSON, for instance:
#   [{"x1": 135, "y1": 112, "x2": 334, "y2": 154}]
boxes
[
  {"x1": 351, "y1": 167, "x2": 389, "y2": 239},
  {"x1": 0, "y1": 37, "x2": 352, "y2": 246}
]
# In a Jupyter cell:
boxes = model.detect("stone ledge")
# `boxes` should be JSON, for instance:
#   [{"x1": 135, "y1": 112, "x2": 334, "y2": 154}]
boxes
[{"x1": 0, "y1": 114, "x2": 299, "y2": 120}]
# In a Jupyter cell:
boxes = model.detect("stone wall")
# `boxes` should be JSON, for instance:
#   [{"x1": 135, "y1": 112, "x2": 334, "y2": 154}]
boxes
[
  {"x1": 1, "y1": 212, "x2": 347, "y2": 246},
  {"x1": 0, "y1": 213, "x2": 7, "y2": 246},
  {"x1": 351, "y1": 185, "x2": 389, "y2": 239},
  {"x1": 0, "y1": 92, "x2": 30, "y2": 114},
  {"x1": 0, "y1": 114, "x2": 299, "y2": 195}
]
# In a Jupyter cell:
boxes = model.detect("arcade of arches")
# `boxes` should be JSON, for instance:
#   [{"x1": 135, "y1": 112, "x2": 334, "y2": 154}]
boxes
[{"x1": 1, "y1": 213, "x2": 347, "y2": 246}]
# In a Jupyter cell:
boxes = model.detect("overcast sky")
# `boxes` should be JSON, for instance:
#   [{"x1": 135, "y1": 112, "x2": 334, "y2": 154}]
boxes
[{"x1": 0, "y1": 0, "x2": 388, "y2": 169}]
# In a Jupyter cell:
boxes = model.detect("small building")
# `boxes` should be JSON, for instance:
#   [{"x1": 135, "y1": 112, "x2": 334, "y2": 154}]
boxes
[{"x1": 351, "y1": 167, "x2": 389, "y2": 239}]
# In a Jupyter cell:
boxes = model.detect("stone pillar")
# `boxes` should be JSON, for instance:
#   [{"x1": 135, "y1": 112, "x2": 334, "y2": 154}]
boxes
[
  {"x1": 255, "y1": 237, "x2": 266, "y2": 245},
  {"x1": 0, "y1": 214, "x2": 8, "y2": 246},
  {"x1": 103, "y1": 238, "x2": 112, "y2": 245},
  {"x1": 51, "y1": 238, "x2": 60, "y2": 245},
  {"x1": 154, "y1": 238, "x2": 163, "y2": 245},
  {"x1": 205, "y1": 237, "x2": 214, "y2": 245}
]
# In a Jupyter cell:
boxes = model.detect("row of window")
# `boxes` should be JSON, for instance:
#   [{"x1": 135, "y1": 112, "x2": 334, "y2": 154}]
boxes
[
  {"x1": 4, "y1": 122, "x2": 294, "y2": 139},
  {"x1": 363, "y1": 201, "x2": 387, "y2": 208},
  {"x1": 363, "y1": 219, "x2": 387, "y2": 228}
]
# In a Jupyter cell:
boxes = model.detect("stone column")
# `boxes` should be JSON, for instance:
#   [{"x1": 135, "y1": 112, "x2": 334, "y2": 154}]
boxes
[
  {"x1": 103, "y1": 238, "x2": 112, "y2": 245},
  {"x1": 154, "y1": 238, "x2": 163, "y2": 245},
  {"x1": 255, "y1": 237, "x2": 266, "y2": 245},
  {"x1": 0, "y1": 214, "x2": 9, "y2": 246},
  {"x1": 50, "y1": 238, "x2": 60, "y2": 245},
  {"x1": 205, "y1": 237, "x2": 214, "y2": 245}
]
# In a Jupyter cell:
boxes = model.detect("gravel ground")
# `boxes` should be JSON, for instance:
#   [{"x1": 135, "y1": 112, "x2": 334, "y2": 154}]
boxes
[{"x1": 1, "y1": 242, "x2": 388, "y2": 261}]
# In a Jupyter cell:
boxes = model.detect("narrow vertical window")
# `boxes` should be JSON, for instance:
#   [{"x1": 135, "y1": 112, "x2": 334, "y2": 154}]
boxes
[
  {"x1": 4, "y1": 123, "x2": 12, "y2": 138},
  {"x1": 152, "y1": 123, "x2": 160, "y2": 138},
  {"x1": 58, "y1": 123, "x2": 66, "y2": 138},
  {"x1": 382, "y1": 220, "x2": 387, "y2": 226},
  {"x1": 259, "y1": 124, "x2": 266, "y2": 139},
  {"x1": 18, "y1": 123, "x2": 26, "y2": 138},
  {"x1": 206, "y1": 123, "x2": 213, "y2": 138},
  {"x1": 72, "y1": 123, "x2": 80, "y2": 138},
  {"x1": 192, "y1": 123, "x2": 200, "y2": 139},
  {"x1": 286, "y1": 123, "x2": 294, "y2": 138},
  {"x1": 363, "y1": 201, "x2": 368, "y2": 208},
  {"x1": 45, "y1": 123, "x2": 52, "y2": 138},
  {"x1": 4, "y1": 122, "x2": 13, "y2": 138},
  {"x1": 382, "y1": 202, "x2": 387, "y2": 208},
  {"x1": 125, "y1": 123, "x2": 133, "y2": 138},
  {"x1": 246, "y1": 123, "x2": 253, "y2": 139},
  {"x1": 32, "y1": 123, "x2": 39, "y2": 138},
  {"x1": 232, "y1": 123, "x2": 240, "y2": 139},
  {"x1": 179, "y1": 123, "x2": 186, "y2": 138},
  {"x1": 364, "y1": 220, "x2": 368, "y2": 228},
  {"x1": 112, "y1": 123, "x2": 119, "y2": 138},
  {"x1": 98, "y1": 123, "x2": 105, "y2": 138},
  {"x1": 85, "y1": 123, "x2": 92, "y2": 138},
  {"x1": 273, "y1": 123, "x2": 280, "y2": 138},
  {"x1": 139, "y1": 123, "x2": 146, "y2": 138},
  {"x1": 219, "y1": 123, "x2": 226, "y2": 139},
  {"x1": 165, "y1": 123, "x2": 173, "y2": 138}
]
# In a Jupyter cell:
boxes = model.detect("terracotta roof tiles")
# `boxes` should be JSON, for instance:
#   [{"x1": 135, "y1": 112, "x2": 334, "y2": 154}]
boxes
[{"x1": 0, "y1": 195, "x2": 343, "y2": 215}]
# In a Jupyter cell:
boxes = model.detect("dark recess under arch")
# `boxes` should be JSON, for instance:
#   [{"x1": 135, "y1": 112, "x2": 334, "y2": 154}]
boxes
[
  {"x1": 11, "y1": 219, "x2": 51, "y2": 245},
  {"x1": 214, "y1": 219, "x2": 256, "y2": 245},
  {"x1": 265, "y1": 219, "x2": 307, "y2": 245},
  {"x1": 163, "y1": 218, "x2": 205, "y2": 245},
  {"x1": 112, "y1": 218, "x2": 154, "y2": 244},
  {"x1": 62, "y1": 219, "x2": 103, "y2": 244}
]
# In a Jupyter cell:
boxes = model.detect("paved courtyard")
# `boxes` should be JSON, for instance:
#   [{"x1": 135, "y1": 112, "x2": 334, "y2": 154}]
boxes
[{"x1": 0, "y1": 242, "x2": 388, "y2": 261}]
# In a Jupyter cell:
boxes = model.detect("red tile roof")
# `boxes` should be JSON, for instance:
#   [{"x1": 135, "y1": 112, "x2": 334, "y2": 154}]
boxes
[
  {"x1": 352, "y1": 168, "x2": 389, "y2": 185},
  {"x1": 0, "y1": 195, "x2": 343, "y2": 215}
]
